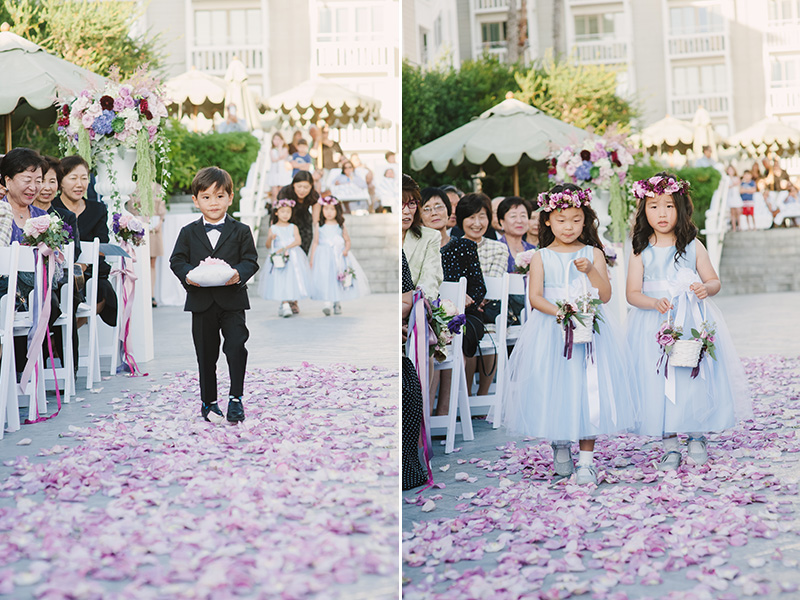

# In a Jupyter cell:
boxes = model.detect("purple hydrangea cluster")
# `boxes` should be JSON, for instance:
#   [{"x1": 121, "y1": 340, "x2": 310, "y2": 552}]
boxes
[
  {"x1": 536, "y1": 188, "x2": 592, "y2": 213},
  {"x1": 91, "y1": 110, "x2": 116, "y2": 136},
  {"x1": 574, "y1": 160, "x2": 593, "y2": 181}
]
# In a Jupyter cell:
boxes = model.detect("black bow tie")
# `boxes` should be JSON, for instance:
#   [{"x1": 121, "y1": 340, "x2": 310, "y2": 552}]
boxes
[{"x1": 204, "y1": 222, "x2": 224, "y2": 232}]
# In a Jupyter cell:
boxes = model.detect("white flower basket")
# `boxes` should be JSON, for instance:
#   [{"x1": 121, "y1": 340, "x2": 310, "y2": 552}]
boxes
[
  {"x1": 670, "y1": 339, "x2": 703, "y2": 368},
  {"x1": 560, "y1": 313, "x2": 594, "y2": 344},
  {"x1": 271, "y1": 254, "x2": 286, "y2": 269},
  {"x1": 342, "y1": 272, "x2": 353, "y2": 288}
]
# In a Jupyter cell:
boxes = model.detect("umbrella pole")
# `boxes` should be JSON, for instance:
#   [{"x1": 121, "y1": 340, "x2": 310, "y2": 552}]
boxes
[
  {"x1": 4, "y1": 114, "x2": 11, "y2": 154},
  {"x1": 513, "y1": 165, "x2": 520, "y2": 196}
]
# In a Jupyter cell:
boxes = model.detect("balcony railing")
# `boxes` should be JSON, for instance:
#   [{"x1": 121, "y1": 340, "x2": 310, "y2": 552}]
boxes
[
  {"x1": 474, "y1": 0, "x2": 520, "y2": 12},
  {"x1": 572, "y1": 39, "x2": 628, "y2": 64},
  {"x1": 768, "y1": 87, "x2": 800, "y2": 113},
  {"x1": 670, "y1": 94, "x2": 730, "y2": 118},
  {"x1": 766, "y1": 24, "x2": 800, "y2": 51},
  {"x1": 667, "y1": 32, "x2": 726, "y2": 58},
  {"x1": 312, "y1": 42, "x2": 394, "y2": 75},
  {"x1": 191, "y1": 45, "x2": 263, "y2": 76},
  {"x1": 475, "y1": 41, "x2": 508, "y2": 61}
]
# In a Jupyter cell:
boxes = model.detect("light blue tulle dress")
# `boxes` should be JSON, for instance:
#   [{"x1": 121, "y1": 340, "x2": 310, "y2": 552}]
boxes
[
  {"x1": 310, "y1": 224, "x2": 370, "y2": 302},
  {"x1": 257, "y1": 224, "x2": 312, "y2": 301},
  {"x1": 626, "y1": 240, "x2": 752, "y2": 437},
  {"x1": 503, "y1": 246, "x2": 639, "y2": 441}
]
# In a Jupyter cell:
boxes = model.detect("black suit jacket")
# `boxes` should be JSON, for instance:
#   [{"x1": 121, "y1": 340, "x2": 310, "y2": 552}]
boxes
[{"x1": 170, "y1": 216, "x2": 259, "y2": 313}]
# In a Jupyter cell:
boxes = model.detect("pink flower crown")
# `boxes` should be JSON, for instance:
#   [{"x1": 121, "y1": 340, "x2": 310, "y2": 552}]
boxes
[
  {"x1": 275, "y1": 199, "x2": 296, "y2": 209},
  {"x1": 536, "y1": 188, "x2": 592, "y2": 212},
  {"x1": 632, "y1": 175, "x2": 690, "y2": 200},
  {"x1": 318, "y1": 195, "x2": 339, "y2": 206}
]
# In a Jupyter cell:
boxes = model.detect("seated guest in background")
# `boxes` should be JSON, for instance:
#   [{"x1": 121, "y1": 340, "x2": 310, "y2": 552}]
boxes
[
  {"x1": 402, "y1": 175, "x2": 442, "y2": 300},
  {"x1": 457, "y1": 192, "x2": 507, "y2": 396},
  {"x1": 420, "y1": 187, "x2": 486, "y2": 416},
  {"x1": 331, "y1": 160, "x2": 369, "y2": 210},
  {"x1": 491, "y1": 197, "x2": 504, "y2": 235},
  {"x1": 497, "y1": 196, "x2": 535, "y2": 273},
  {"x1": 53, "y1": 155, "x2": 117, "y2": 328},
  {"x1": 441, "y1": 185, "x2": 463, "y2": 232},
  {"x1": 34, "y1": 156, "x2": 80, "y2": 256},
  {"x1": 527, "y1": 202, "x2": 540, "y2": 247}
]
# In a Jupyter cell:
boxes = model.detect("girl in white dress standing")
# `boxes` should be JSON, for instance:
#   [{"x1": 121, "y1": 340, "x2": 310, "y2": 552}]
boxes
[{"x1": 267, "y1": 133, "x2": 292, "y2": 204}]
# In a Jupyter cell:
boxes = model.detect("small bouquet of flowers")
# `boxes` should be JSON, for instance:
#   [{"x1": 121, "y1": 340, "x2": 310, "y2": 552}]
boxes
[
  {"x1": 514, "y1": 249, "x2": 537, "y2": 274},
  {"x1": 112, "y1": 213, "x2": 146, "y2": 246},
  {"x1": 270, "y1": 249, "x2": 290, "y2": 269},
  {"x1": 186, "y1": 257, "x2": 237, "y2": 287},
  {"x1": 428, "y1": 298, "x2": 467, "y2": 362},
  {"x1": 22, "y1": 214, "x2": 72, "y2": 250},
  {"x1": 656, "y1": 321, "x2": 684, "y2": 354},
  {"x1": 338, "y1": 266, "x2": 357, "y2": 288}
]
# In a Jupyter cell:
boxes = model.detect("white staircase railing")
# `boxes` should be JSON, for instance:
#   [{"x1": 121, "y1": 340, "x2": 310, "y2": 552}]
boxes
[
  {"x1": 234, "y1": 140, "x2": 270, "y2": 241},
  {"x1": 701, "y1": 172, "x2": 730, "y2": 273}
]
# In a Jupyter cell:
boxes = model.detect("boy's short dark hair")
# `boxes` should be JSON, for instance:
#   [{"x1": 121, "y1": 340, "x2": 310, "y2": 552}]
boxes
[
  {"x1": 297, "y1": 139, "x2": 309, "y2": 147},
  {"x1": 192, "y1": 166, "x2": 233, "y2": 196}
]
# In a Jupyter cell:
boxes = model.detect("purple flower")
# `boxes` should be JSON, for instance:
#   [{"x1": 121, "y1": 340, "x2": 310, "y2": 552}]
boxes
[
  {"x1": 574, "y1": 160, "x2": 593, "y2": 181},
  {"x1": 447, "y1": 313, "x2": 466, "y2": 334},
  {"x1": 91, "y1": 110, "x2": 115, "y2": 136}
]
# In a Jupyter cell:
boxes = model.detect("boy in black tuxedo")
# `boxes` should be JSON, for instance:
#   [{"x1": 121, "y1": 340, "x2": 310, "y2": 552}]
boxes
[{"x1": 170, "y1": 167, "x2": 259, "y2": 423}]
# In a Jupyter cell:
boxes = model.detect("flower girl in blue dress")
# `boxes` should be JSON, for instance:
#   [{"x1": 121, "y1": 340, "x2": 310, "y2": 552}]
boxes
[
  {"x1": 309, "y1": 195, "x2": 369, "y2": 315},
  {"x1": 503, "y1": 184, "x2": 638, "y2": 485},
  {"x1": 626, "y1": 173, "x2": 751, "y2": 470}
]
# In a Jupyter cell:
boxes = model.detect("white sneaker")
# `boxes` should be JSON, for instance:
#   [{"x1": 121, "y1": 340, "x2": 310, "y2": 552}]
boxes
[
  {"x1": 279, "y1": 302, "x2": 292, "y2": 318},
  {"x1": 551, "y1": 442, "x2": 574, "y2": 477},
  {"x1": 687, "y1": 436, "x2": 708, "y2": 465},
  {"x1": 575, "y1": 464, "x2": 598, "y2": 485},
  {"x1": 333, "y1": 302, "x2": 342, "y2": 315},
  {"x1": 658, "y1": 450, "x2": 682, "y2": 471},
  {"x1": 323, "y1": 302, "x2": 332, "y2": 316}
]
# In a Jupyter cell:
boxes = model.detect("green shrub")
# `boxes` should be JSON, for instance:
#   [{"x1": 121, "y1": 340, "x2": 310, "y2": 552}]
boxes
[
  {"x1": 159, "y1": 120, "x2": 261, "y2": 214},
  {"x1": 627, "y1": 161, "x2": 722, "y2": 239}
]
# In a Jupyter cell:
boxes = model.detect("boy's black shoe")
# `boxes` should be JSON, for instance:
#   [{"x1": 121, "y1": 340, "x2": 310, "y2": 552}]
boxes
[
  {"x1": 227, "y1": 397, "x2": 245, "y2": 423},
  {"x1": 202, "y1": 402, "x2": 225, "y2": 423}
]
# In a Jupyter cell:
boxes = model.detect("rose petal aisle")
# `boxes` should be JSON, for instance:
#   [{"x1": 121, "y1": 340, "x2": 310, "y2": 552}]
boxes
[
  {"x1": 0, "y1": 364, "x2": 398, "y2": 599},
  {"x1": 403, "y1": 356, "x2": 800, "y2": 599}
]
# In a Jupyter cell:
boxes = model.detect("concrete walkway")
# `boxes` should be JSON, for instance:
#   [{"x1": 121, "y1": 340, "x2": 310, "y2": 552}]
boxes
[
  {"x1": 403, "y1": 292, "x2": 800, "y2": 599},
  {"x1": 0, "y1": 294, "x2": 399, "y2": 599}
]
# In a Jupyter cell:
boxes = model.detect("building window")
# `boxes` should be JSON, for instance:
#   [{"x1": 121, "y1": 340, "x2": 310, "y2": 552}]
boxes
[
  {"x1": 574, "y1": 13, "x2": 622, "y2": 41},
  {"x1": 434, "y1": 15, "x2": 442, "y2": 49},
  {"x1": 318, "y1": 3, "x2": 383, "y2": 43},
  {"x1": 481, "y1": 21, "x2": 507, "y2": 49},
  {"x1": 768, "y1": 0, "x2": 800, "y2": 22},
  {"x1": 673, "y1": 64, "x2": 727, "y2": 96},
  {"x1": 669, "y1": 5, "x2": 724, "y2": 36},
  {"x1": 195, "y1": 9, "x2": 261, "y2": 47},
  {"x1": 771, "y1": 57, "x2": 800, "y2": 87},
  {"x1": 420, "y1": 28, "x2": 429, "y2": 64}
]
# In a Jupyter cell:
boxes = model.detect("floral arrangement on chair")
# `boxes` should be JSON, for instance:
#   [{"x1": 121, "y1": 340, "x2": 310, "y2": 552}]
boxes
[
  {"x1": 514, "y1": 249, "x2": 537, "y2": 274},
  {"x1": 56, "y1": 65, "x2": 169, "y2": 215},
  {"x1": 21, "y1": 214, "x2": 72, "y2": 251},
  {"x1": 111, "y1": 213, "x2": 146, "y2": 247},
  {"x1": 427, "y1": 298, "x2": 466, "y2": 362}
]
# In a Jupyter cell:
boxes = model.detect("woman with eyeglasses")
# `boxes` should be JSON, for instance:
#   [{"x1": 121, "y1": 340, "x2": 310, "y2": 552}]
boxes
[
  {"x1": 402, "y1": 175, "x2": 442, "y2": 300},
  {"x1": 420, "y1": 186, "x2": 486, "y2": 416}
]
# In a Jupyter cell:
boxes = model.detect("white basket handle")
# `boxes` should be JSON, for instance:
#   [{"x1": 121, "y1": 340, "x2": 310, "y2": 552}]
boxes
[{"x1": 561, "y1": 249, "x2": 591, "y2": 310}]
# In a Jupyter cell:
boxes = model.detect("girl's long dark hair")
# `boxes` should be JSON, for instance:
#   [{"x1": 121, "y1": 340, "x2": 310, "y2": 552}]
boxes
[
  {"x1": 537, "y1": 184, "x2": 604, "y2": 252},
  {"x1": 318, "y1": 202, "x2": 345, "y2": 226},
  {"x1": 631, "y1": 171, "x2": 697, "y2": 262}
]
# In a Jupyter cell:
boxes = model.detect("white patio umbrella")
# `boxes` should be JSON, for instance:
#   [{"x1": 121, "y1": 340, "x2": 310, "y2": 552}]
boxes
[
  {"x1": 223, "y1": 57, "x2": 265, "y2": 132},
  {"x1": 164, "y1": 67, "x2": 226, "y2": 121},
  {"x1": 265, "y1": 77, "x2": 384, "y2": 129},
  {"x1": 409, "y1": 93, "x2": 593, "y2": 195},
  {"x1": 728, "y1": 116, "x2": 800, "y2": 156},
  {"x1": 633, "y1": 114, "x2": 695, "y2": 155},
  {"x1": 0, "y1": 24, "x2": 106, "y2": 152}
]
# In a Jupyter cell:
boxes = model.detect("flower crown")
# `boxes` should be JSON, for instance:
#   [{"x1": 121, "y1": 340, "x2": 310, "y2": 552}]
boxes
[
  {"x1": 536, "y1": 188, "x2": 592, "y2": 212},
  {"x1": 318, "y1": 195, "x2": 339, "y2": 206},
  {"x1": 275, "y1": 199, "x2": 296, "y2": 209},
  {"x1": 632, "y1": 175, "x2": 690, "y2": 200}
]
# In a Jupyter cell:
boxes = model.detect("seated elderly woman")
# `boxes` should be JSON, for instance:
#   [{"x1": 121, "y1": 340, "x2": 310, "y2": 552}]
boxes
[
  {"x1": 402, "y1": 175, "x2": 442, "y2": 300},
  {"x1": 456, "y1": 192, "x2": 509, "y2": 396},
  {"x1": 497, "y1": 196, "x2": 536, "y2": 272},
  {"x1": 420, "y1": 187, "x2": 486, "y2": 416}
]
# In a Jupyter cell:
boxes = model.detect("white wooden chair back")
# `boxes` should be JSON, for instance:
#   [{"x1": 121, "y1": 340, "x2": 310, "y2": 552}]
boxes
[
  {"x1": 470, "y1": 273, "x2": 510, "y2": 428},
  {"x1": 46, "y1": 242, "x2": 76, "y2": 402},
  {"x1": 76, "y1": 238, "x2": 101, "y2": 389},
  {"x1": 506, "y1": 273, "x2": 527, "y2": 343},
  {"x1": 429, "y1": 277, "x2": 474, "y2": 454},
  {"x1": 0, "y1": 242, "x2": 23, "y2": 437}
]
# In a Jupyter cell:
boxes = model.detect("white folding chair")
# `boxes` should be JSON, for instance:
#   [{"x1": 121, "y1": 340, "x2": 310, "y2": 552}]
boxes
[
  {"x1": 98, "y1": 253, "x2": 123, "y2": 376},
  {"x1": 76, "y1": 238, "x2": 101, "y2": 389},
  {"x1": 429, "y1": 277, "x2": 474, "y2": 454},
  {"x1": 0, "y1": 242, "x2": 24, "y2": 437},
  {"x1": 44, "y1": 241, "x2": 75, "y2": 403},
  {"x1": 469, "y1": 273, "x2": 510, "y2": 428},
  {"x1": 505, "y1": 273, "x2": 527, "y2": 345}
]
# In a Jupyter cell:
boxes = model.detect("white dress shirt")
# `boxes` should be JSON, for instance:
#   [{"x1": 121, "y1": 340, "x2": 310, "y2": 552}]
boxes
[{"x1": 203, "y1": 217, "x2": 225, "y2": 248}]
